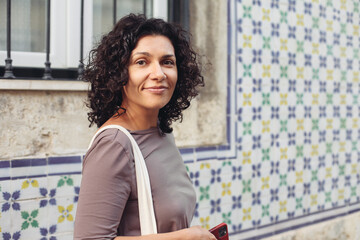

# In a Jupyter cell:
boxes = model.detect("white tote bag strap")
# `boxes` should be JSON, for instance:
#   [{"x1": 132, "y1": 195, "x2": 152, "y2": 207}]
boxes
[{"x1": 88, "y1": 125, "x2": 157, "y2": 235}]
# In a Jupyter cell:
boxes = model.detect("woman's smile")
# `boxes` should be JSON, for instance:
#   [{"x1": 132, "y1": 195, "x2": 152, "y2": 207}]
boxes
[{"x1": 143, "y1": 85, "x2": 169, "y2": 94}]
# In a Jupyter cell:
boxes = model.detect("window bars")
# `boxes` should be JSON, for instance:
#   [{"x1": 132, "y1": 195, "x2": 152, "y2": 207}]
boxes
[
  {"x1": 3, "y1": 0, "x2": 14, "y2": 79},
  {"x1": 1, "y1": 0, "x2": 86, "y2": 80}
]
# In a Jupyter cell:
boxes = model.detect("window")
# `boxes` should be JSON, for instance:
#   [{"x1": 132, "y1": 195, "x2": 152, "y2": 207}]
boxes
[{"x1": 0, "y1": 0, "x2": 168, "y2": 73}]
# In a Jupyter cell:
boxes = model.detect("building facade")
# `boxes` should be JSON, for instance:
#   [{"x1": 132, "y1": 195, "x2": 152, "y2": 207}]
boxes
[{"x1": 0, "y1": 0, "x2": 359, "y2": 239}]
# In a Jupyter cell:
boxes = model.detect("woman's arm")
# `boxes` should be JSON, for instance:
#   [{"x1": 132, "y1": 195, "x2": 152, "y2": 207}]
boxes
[
  {"x1": 114, "y1": 226, "x2": 216, "y2": 240},
  {"x1": 74, "y1": 132, "x2": 133, "y2": 239}
]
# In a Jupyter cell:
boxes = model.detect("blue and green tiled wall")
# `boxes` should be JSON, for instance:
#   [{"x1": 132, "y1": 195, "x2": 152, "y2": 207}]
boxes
[
  {"x1": 1, "y1": 0, "x2": 360, "y2": 239},
  {"x1": 0, "y1": 158, "x2": 82, "y2": 239}
]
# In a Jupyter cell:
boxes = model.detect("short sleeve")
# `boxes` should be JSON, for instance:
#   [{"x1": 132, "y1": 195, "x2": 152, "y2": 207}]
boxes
[{"x1": 74, "y1": 130, "x2": 133, "y2": 239}]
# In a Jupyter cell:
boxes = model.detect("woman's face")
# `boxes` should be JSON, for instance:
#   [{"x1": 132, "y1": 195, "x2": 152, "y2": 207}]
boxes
[{"x1": 123, "y1": 35, "x2": 177, "y2": 114}]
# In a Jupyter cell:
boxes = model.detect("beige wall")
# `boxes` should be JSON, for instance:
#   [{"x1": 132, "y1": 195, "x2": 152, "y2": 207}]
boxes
[
  {"x1": 173, "y1": 0, "x2": 228, "y2": 147},
  {"x1": 0, "y1": 90, "x2": 94, "y2": 160}
]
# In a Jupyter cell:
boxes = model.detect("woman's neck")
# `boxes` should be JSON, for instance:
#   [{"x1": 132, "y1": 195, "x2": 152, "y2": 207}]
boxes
[{"x1": 103, "y1": 106, "x2": 159, "y2": 131}]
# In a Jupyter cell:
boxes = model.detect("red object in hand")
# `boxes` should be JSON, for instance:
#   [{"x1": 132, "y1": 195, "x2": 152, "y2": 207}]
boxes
[{"x1": 209, "y1": 223, "x2": 229, "y2": 240}]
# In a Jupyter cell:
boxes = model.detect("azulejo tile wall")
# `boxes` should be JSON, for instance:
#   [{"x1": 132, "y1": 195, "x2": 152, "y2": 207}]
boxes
[
  {"x1": 1, "y1": 0, "x2": 360, "y2": 239},
  {"x1": 0, "y1": 158, "x2": 82, "y2": 239},
  {"x1": 190, "y1": 0, "x2": 360, "y2": 239}
]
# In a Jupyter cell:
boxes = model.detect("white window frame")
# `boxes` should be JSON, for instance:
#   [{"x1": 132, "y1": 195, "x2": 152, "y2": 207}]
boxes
[
  {"x1": 0, "y1": 0, "x2": 67, "y2": 68},
  {"x1": 153, "y1": 0, "x2": 168, "y2": 20},
  {"x1": 0, "y1": 0, "x2": 168, "y2": 69}
]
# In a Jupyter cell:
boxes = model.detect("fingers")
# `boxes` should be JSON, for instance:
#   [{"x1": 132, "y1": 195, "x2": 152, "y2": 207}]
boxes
[
  {"x1": 209, "y1": 233, "x2": 217, "y2": 240},
  {"x1": 189, "y1": 225, "x2": 218, "y2": 240}
]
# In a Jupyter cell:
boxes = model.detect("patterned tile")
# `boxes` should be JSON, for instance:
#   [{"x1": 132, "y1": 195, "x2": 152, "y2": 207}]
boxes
[
  {"x1": 48, "y1": 175, "x2": 82, "y2": 198},
  {"x1": 53, "y1": 198, "x2": 77, "y2": 234},
  {"x1": 11, "y1": 199, "x2": 46, "y2": 239},
  {"x1": 10, "y1": 177, "x2": 47, "y2": 201},
  {"x1": 0, "y1": 179, "x2": 11, "y2": 203},
  {"x1": 0, "y1": 205, "x2": 12, "y2": 237}
]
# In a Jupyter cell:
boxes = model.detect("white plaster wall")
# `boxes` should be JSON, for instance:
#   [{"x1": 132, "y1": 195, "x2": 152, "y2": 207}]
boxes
[
  {"x1": 0, "y1": 90, "x2": 95, "y2": 159},
  {"x1": 173, "y1": 0, "x2": 228, "y2": 147}
]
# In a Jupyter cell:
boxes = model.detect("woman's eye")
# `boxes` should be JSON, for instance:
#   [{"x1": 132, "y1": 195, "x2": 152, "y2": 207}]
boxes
[
  {"x1": 136, "y1": 60, "x2": 146, "y2": 65},
  {"x1": 163, "y1": 60, "x2": 175, "y2": 65}
]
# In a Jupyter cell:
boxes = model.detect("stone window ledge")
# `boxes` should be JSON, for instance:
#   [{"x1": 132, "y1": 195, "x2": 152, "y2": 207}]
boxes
[{"x1": 0, "y1": 79, "x2": 88, "y2": 91}]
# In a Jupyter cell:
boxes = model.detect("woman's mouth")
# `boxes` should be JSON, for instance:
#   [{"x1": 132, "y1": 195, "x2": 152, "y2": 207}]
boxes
[{"x1": 144, "y1": 86, "x2": 168, "y2": 94}]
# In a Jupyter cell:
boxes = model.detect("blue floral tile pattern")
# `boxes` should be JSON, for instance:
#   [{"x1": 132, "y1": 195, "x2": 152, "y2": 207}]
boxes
[
  {"x1": 39, "y1": 225, "x2": 57, "y2": 240},
  {"x1": 2, "y1": 191, "x2": 21, "y2": 212}
]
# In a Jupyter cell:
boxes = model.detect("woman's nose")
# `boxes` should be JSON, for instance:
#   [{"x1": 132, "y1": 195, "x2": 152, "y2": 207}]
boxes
[{"x1": 149, "y1": 62, "x2": 165, "y2": 80}]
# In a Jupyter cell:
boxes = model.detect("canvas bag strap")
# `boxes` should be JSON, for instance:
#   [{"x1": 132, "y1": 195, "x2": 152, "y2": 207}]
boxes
[{"x1": 88, "y1": 125, "x2": 158, "y2": 235}]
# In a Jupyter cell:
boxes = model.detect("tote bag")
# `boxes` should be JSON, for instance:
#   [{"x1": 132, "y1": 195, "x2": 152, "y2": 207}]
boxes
[{"x1": 88, "y1": 125, "x2": 157, "y2": 235}]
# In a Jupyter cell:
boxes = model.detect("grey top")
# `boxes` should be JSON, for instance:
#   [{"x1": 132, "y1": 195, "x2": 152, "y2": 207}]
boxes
[{"x1": 74, "y1": 127, "x2": 196, "y2": 239}]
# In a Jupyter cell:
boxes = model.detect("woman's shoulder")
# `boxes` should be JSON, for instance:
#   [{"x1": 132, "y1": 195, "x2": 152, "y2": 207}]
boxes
[
  {"x1": 91, "y1": 128, "x2": 132, "y2": 148},
  {"x1": 85, "y1": 128, "x2": 133, "y2": 163}
]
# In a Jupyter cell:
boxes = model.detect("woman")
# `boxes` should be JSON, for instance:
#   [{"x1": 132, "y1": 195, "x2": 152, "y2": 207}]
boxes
[{"x1": 74, "y1": 14, "x2": 216, "y2": 240}]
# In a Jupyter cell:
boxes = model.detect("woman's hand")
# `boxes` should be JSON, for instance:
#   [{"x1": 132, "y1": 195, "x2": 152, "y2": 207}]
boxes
[{"x1": 184, "y1": 226, "x2": 217, "y2": 240}]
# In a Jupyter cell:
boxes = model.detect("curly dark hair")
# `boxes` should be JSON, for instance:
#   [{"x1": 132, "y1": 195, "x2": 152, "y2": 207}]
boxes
[{"x1": 83, "y1": 14, "x2": 204, "y2": 133}]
